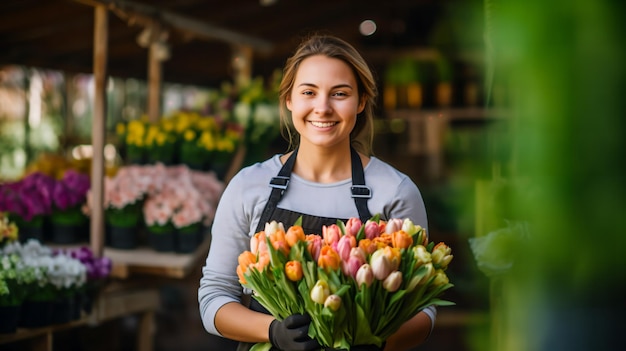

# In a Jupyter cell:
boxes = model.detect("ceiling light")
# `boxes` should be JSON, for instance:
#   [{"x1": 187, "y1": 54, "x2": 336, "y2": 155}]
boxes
[{"x1": 359, "y1": 20, "x2": 377, "y2": 36}]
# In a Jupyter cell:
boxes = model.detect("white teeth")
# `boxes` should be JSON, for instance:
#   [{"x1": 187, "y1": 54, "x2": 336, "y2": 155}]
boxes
[{"x1": 310, "y1": 121, "x2": 337, "y2": 128}]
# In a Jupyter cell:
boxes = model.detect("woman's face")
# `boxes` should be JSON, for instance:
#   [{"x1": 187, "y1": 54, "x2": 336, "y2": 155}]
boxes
[{"x1": 286, "y1": 55, "x2": 365, "y2": 151}]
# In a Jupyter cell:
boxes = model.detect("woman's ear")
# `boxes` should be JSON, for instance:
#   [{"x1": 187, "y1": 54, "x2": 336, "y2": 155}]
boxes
[
  {"x1": 286, "y1": 96, "x2": 293, "y2": 111},
  {"x1": 357, "y1": 95, "x2": 366, "y2": 114}
]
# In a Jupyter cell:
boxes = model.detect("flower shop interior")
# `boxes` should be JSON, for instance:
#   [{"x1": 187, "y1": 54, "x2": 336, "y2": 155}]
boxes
[{"x1": 2, "y1": 1, "x2": 624, "y2": 351}]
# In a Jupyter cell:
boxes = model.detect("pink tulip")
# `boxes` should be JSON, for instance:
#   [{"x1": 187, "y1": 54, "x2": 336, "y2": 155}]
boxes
[
  {"x1": 385, "y1": 218, "x2": 404, "y2": 234},
  {"x1": 355, "y1": 263, "x2": 374, "y2": 289},
  {"x1": 305, "y1": 234, "x2": 322, "y2": 261},
  {"x1": 364, "y1": 220, "x2": 380, "y2": 240},
  {"x1": 336, "y1": 235, "x2": 356, "y2": 261},
  {"x1": 370, "y1": 249, "x2": 393, "y2": 281},
  {"x1": 345, "y1": 217, "x2": 362, "y2": 237},
  {"x1": 322, "y1": 224, "x2": 342, "y2": 248},
  {"x1": 341, "y1": 247, "x2": 366, "y2": 278}
]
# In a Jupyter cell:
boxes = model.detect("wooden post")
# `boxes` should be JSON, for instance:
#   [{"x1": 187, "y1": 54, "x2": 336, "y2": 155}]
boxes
[
  {"x1": 232, "y1": 44, "x2": 253, "y2": 89},
  {"x1": 90, "y1": 4, "x2": 108, "y2": 257},
  {"x1": 147, "y1": 22, "x2": 162, "y2": 123}
]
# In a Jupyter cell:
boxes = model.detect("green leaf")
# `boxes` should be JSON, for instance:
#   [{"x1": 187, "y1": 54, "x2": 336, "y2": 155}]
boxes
[{"x1": 249, "y1": 342, "x2": 272, "y2": 351}]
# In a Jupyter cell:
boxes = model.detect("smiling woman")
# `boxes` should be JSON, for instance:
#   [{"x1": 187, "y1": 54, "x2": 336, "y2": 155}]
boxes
[{"x1": 199, "y1": 34, "x2": 437, "y2": 351}]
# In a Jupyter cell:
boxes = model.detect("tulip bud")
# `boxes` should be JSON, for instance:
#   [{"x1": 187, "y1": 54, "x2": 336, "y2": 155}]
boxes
[
  {"x1": 385, "y1": 218, "x2": 403, "y2": 234},
  {"x1": 285, "y1": 260, "x2": 303, "y2": 281},
  {"x1": 345, "y1": 217, "x2": 363, "y2": 237},
  {"x1": 336, "y1": 235, "x2": 356, "y2": 261},
  {"x1": 286, "y1": 225, "x2": 306, "y2": 247},
  {"x1": 432, "y1": 269, "x2": 449, "y2": 287},
  {"x1": 382, "y1": 271, "x2": 403, "y2": 292},
  {"x1": 250, "y1": 231, "x2": 266, "y2": 255},
  {"x1": 318, "y1": 245, "x2": 341, "y2": 271},
  {"x1": 355, "y1": 263, "x2": 374, "y2": 289},
  {"x1": 358, "y1": 238, "x2": 377, "y2": 255},
  {"x1": 305, "y1": 234, "x2": 322, "y2": 261},
  {"x1": 413, "y1": 245, "x2": 432, "y2": 266},
  {"x1": 264, "y1": 220, "x2": 285, "y2": 236},
  {"x1": 341, "y1": 247, "x2": 366, "y2": 278},
  {"x1": 391, "y1": 230, "x2": 413, "y2": 249},
  {"x1": 364, "y1": 220, "x2": 381, "y2": 240},
  {"x1": 311, "y1": 280, "x2": 330, "y2": 304},
  {"x1": 324, "y1": 294, "x2": 342, "y2": 311},
  {"x1": 370, "y1": 249, "x2": 393, "y2": 281},
  {"x1": 401, "y1": 218, "x2": 422, "y2": 237},
  {"x1": 431, "y1": 243, "x2": 453, "y2": 269},
  {"x1": 323, "y1": 224, "x2": 342, "y2": 247}
]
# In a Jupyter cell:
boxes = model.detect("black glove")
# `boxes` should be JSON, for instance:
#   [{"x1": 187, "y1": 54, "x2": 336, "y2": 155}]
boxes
[{"x1": 269, "y1": 314, "x2": 320, "y2": 351}]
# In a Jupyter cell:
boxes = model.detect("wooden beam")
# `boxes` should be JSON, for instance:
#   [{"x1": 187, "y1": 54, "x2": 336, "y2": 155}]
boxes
[
  {"x1": 70, "y1": 0, "x2": 273, "y2": 53},
  {"x1": 90, "y1": 4, "x2": 108, "y2": 258},
  {"x1": 147, "y1": 22, "x2": 162, "y2": 123}
]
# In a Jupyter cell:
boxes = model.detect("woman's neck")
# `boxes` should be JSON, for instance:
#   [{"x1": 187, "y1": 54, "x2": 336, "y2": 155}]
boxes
[{"x1": 287, "y1": 143, "x2": 353, "y2": 183}]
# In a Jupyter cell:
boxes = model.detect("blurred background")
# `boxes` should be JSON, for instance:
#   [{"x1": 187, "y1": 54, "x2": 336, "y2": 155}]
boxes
[{"x1": 0, "y1": 0, "x2": 624, "y2": 350}]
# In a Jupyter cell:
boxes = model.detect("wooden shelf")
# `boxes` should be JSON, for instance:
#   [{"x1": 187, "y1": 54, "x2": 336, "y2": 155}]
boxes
[
  {"x1": 0, "y1": 284, "x2": 161, "y2": 350},
  {"x1": 106, "y1": 234, "x2": 211, "y2": 279}
]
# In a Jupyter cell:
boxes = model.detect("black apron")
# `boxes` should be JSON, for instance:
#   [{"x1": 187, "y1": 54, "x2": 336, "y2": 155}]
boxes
[{"x1": 236, "y1": 147, "x2": 372, "y2": 351}]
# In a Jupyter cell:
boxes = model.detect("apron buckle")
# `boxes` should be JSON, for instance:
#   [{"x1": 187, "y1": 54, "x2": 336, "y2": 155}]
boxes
[{"x1": 351, "y1": 185, "x2": 372, "y2": 198}]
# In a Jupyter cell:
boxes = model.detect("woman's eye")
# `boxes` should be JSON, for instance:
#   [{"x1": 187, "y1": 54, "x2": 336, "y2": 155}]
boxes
[
  {"x1": 302, "y1": 91, "x2": 314, "y2": 96},
  {"x1": 333, "y1": 91, "x2": 348, "y2": 97}
]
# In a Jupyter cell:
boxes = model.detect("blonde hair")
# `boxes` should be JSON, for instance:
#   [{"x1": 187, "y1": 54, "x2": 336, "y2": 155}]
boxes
[{"x1": 278, "y1": 34, "x2": 377, "y2": 155}]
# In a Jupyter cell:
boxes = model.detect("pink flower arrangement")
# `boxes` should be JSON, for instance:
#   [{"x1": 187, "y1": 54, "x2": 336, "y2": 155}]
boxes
[{"x1": 142, "y1": 165, "x2": 221, "y2": 229}]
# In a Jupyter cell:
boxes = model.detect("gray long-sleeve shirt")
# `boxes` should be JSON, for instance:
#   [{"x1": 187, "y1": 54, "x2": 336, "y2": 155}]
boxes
[{"x1": 198, "y1": 154, "x2": 435, "y2": 336}]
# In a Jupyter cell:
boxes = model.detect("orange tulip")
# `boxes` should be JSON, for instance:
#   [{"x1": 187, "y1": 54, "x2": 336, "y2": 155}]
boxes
[
  {"x1": 306, "y1": 234, "x2": 322, "y2": 261},
  {"x1": 285, "y1": 260, "x2": 303, "y2": 281},
  {"x1": 383, "y1": 246, "x2": 401, "y2": 271},
  {"x1": 322, "y1": 224, "x2": 341, "y2": 247},
  {"x1": 237, "y1": 264, "x2": 247, "y2": 284},
  {"x1": 256, "y1": 251, "x2": 270, "y2": 271},
  {"x1": 238, "y1": 251, "x2": 256, "y2": 269},
  {"x1": 286, "y1": 225, "x2": 306, "y2": 247},
  {"x1": 250, "y1": 231, "x2": 267, "y2": 255},
  {"x1": 358, "y1": 238, "x2": 378, "y2": 255},
  {"x1": 269, "y1": 229, "x2": 289, "y2": 256},
  {"x1": 391, "y1": 230, "x2": 413, "y2": 249},
  {"x1": 318, "y1": 245, "x2": 341, "y2": 271}
]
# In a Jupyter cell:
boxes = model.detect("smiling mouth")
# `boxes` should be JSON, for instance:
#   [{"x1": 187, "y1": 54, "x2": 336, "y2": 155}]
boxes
[{"x1": 310, "y1": 121, "x2": 338, "y2": 128}]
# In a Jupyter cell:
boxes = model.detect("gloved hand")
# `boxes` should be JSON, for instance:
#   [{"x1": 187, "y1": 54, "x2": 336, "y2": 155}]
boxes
[{"x1": 269, "y1": 314, "x2": 320, "y2": 351}]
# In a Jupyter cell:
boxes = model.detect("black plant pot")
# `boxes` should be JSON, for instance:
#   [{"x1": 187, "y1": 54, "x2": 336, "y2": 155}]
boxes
[
  {"x1": 0, "y1": 304, "x2": 20, "y2": 334},
  {"x1": 107, "y1": 225, "x2": 139, "y2": 250}
]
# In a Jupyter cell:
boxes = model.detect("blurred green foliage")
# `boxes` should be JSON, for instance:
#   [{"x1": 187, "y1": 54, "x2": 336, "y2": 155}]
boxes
[{"x1": 474, "y1": 0, "x2": 625, "y2": 350}]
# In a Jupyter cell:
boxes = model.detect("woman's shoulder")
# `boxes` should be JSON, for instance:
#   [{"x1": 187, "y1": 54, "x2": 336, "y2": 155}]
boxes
[
  {"x1": 229, "y1": 154, "x2": 283, "y2": 184},
  {"x1": 366, "y1": 157, "x2": 414, "y2": 185}
]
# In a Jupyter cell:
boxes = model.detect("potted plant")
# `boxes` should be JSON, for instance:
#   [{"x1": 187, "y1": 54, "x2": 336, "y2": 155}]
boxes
[
  {"x1": 49, "y1": 170, "x2": 90, "y2": 244},
  {"x1": 57, "y1": 246, "x2": 112, "y2": 317},
  {"x1": 143, "y1": 188, "x2": 178, "y2": 252},
  {"x1": 0, "y1": 212, "x2": 19, "y2": 248},
  {"x1": 0, "y1": 250, "x2": 39, "y2": 333},
  {"x1": 85, "y1": 165, "x2": 150, "y2": 249},
  {"x1": 0, "y1": 173, "x2": 55, "y2": 243}
]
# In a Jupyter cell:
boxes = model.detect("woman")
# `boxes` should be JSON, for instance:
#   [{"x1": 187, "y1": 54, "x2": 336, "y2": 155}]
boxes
[{"x1": 199, "y1": 34, "x2": 436, "y2": 351}]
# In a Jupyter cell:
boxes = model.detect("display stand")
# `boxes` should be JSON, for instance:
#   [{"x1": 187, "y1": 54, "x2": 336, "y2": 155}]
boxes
[
  {"x1": 106, "y1": 234, "x2": 212, "y2": 279},
  {"x1": 0, "y1": 285, "x2": 160, "y2": 351}
]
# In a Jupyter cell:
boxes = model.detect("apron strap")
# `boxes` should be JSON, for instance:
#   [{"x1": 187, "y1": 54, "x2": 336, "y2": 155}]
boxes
[
  {"x1": 256, "y1": 146, "x2": 372, "y2": 232},
  {"x1": 256, "y1": 147, "x2": 298, "y2": 232},
  {"x1": 350, "y1": 147, "x2": 373, "y2": 222}
]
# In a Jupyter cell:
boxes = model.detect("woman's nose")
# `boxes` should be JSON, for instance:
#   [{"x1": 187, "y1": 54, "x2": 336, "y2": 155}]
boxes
[{"x1": 313, "y1": 96, "x2": 332, "y2": 115}]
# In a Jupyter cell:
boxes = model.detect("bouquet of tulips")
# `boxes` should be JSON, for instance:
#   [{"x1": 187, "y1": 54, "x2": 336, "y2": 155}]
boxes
[{"x1": 237, "y1": 215, "x2": 455, "y2": 350}]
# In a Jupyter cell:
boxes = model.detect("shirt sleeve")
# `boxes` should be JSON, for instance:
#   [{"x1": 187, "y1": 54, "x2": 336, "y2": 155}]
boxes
[{"x1": 198, "y1": 171, "x2": 253, "y2": 336}]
